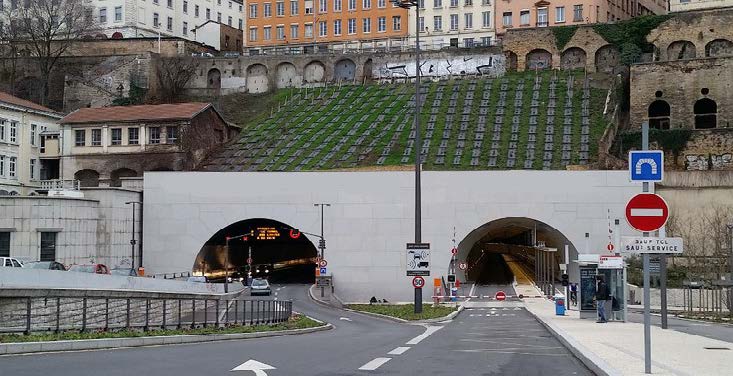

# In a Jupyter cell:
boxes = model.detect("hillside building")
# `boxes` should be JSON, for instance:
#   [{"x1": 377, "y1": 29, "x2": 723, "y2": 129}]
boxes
[
  {"x1": 407, "y1": 0, "x2": 498, "y2": 49},
  {"x1": 670, "y1": 0, "x2": 733, "y2": 12}
]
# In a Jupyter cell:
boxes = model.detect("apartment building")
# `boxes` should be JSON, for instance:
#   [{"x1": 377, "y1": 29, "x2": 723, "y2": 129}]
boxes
[
  {"x1": 495, "y1": 0, "x2": 667, "y2": 36},
  {"x1": 408, "y1": 0, "x2": 497, "y2": 49},
  {"x1": 244, "y1": 0, "x2": 409, "y2": 52},
  {"x1": 670, "y1": 0, "x2": 733, "y2": 12},
  {"x1": 0, "y1": 92, "x2": 63, "y2": 196},
  {"x1": 88, "y1": 0, "x2": 244, "y2": 49}
]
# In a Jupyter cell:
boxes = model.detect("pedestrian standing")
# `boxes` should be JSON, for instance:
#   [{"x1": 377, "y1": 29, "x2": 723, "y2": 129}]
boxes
[
  {"x1": 595, "y1": 275, "x2": 610, "y2": 323},
  {"x1": 570, "y1": 283, "x2": 578, "y2": 306}
]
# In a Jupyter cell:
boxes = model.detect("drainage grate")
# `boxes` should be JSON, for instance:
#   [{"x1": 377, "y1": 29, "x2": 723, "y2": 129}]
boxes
[{"x1": 703, "y1": 347, "x2": 730, "y2": 350}]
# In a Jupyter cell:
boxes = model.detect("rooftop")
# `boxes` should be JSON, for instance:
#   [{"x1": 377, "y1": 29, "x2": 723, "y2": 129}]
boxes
[
  {"x1": 60, "y1": 103, "x2": 213, "y2": 125},
  {"x1": 0, "y1": 91, "x2": 61, "y2": 117}
]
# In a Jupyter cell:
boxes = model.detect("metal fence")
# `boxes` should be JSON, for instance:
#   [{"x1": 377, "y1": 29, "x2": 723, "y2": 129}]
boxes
[
  {"x1": 0, "y1": 296, "x2": 293, "y2": 335},
  {"x1": 681, "y1": 281, "x2": 732, "y2": 316}
]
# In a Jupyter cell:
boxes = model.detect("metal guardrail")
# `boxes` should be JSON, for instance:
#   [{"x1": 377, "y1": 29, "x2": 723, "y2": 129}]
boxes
[
  {"x1": 681, "y1": 281, "x2": 732, "y2": 315},
  {"x1": 0, "y1": 296, "x2": 293, "y2": 335},
  {"x1": 38, "y1": 179, "x2": 81, "y2": 191},
  {"x1": 149, "y1": 271, "x2": 193, "y2": 279}
]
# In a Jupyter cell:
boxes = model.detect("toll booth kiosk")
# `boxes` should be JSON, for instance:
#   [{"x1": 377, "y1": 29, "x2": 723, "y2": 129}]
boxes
[{"x1": 575, "y1": 254, "x2": 626, "y2": 322}]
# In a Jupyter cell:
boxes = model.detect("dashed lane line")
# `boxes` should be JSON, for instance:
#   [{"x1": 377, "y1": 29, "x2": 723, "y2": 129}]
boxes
[
  {"x1": 358, "y1": 357, "x2": 392, "y2": 371},
  {"x1": 387, "y1": 347, "x2": 411, "y2": 355}
]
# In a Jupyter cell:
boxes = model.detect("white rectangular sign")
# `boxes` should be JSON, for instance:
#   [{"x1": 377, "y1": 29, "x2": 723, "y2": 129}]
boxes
[
  {"x1": 406, "y1": 243, "x2": 430, "y2": 276},
  {"x1": 621, "y1": 237, "x2": 684, "y2": 254},
  {"x1": 598, "y1": 255, "x2": 624, "y2": 269}
]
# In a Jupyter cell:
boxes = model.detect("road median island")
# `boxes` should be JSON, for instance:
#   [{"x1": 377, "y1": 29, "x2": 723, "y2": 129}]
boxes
[
  {"x1": 346, "y1": 304, "x2": 457, "y2": 322},
  {"x1": 0, "y1": 314, "x2": 330, "y2": 355}
]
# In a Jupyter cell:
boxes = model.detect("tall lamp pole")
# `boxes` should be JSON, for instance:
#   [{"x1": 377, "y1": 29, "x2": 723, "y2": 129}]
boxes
[
  {"x1": 125, "y1": 201, "x2": 141, "y2": 271},
  {"x1": 314, "y1": 203, "x2": 330, "y2": 259},
  {"x1": 394, "y1": 0, "x2": 423, "y2": 314}
]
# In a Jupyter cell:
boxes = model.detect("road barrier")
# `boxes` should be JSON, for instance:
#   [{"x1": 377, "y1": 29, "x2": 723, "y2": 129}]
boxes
[
  {"x1": 430, "y1": 294, "x2": 547, "y2": 300},
  {"x1": 0, "y1": 292, "x2": 292, "y2": 335}
]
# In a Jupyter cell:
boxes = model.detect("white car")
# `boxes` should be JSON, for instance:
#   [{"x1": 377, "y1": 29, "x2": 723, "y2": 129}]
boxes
[{"x1": 0, "y1": 257, "x2": 24, "y2": 267}]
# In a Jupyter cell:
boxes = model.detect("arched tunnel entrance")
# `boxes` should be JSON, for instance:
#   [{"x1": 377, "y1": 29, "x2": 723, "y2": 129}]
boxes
[
  {"x1": 456, "y1": 218, "x2": 578, "y2": 297},
  {"x1": 193, "y1": 218, "x2": 318, "y2": 284}
]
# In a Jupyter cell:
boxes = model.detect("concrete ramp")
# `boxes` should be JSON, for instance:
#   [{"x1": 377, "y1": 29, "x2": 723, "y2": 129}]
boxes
[{"x1": 502, "y1": 254, "x2": 544, "y2": 297}]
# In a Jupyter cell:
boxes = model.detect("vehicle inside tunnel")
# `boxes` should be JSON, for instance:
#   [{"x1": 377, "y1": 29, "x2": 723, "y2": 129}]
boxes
[{"x1": 192, "y1": 218, "x2": 318, "y2": 284}]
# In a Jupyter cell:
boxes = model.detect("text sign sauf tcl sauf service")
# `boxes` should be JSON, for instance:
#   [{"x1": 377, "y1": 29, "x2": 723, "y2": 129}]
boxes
[{"x1": 621, "y1": 237, "x2": 684, "y2": 254}]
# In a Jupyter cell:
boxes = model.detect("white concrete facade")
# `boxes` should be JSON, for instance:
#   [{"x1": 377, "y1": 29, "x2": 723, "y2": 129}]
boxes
[
  {"x1": 143, "y1": 170, "x2": 640, "y2": 303},
  {"x1": 90, "y1": 0, "x2": 244, "y2": 43},
  {"x1": 408, "y1": 0, "x2": 496, "y2": 49}
]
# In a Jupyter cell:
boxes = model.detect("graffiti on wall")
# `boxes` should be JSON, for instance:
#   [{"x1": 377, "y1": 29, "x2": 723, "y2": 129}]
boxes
[
  {"x1": 374, "y1": 54, "x2": 505, "y2": 80},
  {"x1": 685, "y1": 153, "x2": 733, "y2": 170}
]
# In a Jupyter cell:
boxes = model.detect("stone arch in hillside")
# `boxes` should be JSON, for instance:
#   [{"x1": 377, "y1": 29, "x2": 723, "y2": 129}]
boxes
[
  {"x1": 560, "y1": 47, "x2": 587, "y2": 70},
  {"x1": 648, "y1": 100, "x2": 671, "y2": 130},
  {"x1": 276, "y1": 62, "x2": 298, "y2": 88},
  {"x1": 304, "y1": 60, "x2": 326, "y2": 83},
  {"x1": 74, "y1": 169, "x2": 100, "y2": 187},
  {"x1": 526, "y1": 49, "x2": 552, "y2": 70},
  {"x1": 364, "y1": 58, "x2": 374, "y2": 81},
  {"x1": 505, "y1": 51, "x2": 518, "y2": 71},
  {"x1": 704, "y1": 39, "x2": 733, "y2": 57},
  {"x1": 595, "y1": 45, "x2": 620, "y2": 73},
  {"x1": 694, "y1": 98, "x2": 717, "y2": 129},
  {"x1": 333, "y1": 59, "x2": 356, "y2": 82},
  {"x1": 246, "y1": 63, "x2": 269, "y2": 93},
  {"x1": 667, "y1": 40, "x2": 696, "y2": 61},
  {"x1": 207, "y1": 68, "x2": 221, "y2": 90},
  {"x1": 110, "y1": 168, "x2": 138, "y2": 187}
]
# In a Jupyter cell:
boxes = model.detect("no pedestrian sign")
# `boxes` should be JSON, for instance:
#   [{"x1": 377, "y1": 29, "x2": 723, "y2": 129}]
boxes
[{"x1": 621, "y1": 237, "x2": 684, "y2": 254}]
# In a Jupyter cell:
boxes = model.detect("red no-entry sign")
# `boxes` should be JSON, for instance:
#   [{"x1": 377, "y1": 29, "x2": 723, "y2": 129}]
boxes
[
  {"x1": 625, "y1": 193, "x2": 669, "y2": 232},
  {"x1": 495, "y1": 291, "x2": 506, "y2": 301}
]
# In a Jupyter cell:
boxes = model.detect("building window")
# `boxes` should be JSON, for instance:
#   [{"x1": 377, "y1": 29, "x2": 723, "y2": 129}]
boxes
[
  {"x1": 229, "y1": 1, "x2": 233, "y2": 8},
  {"x1": 0, "y1": 119, "x2": 5, "y2": 141},
  {"x1": 91, "y1": 129, "x2": 102, "y2": 146},
  {"x1": 29, "y1": 159, "x2": 36, "y2": 180},
  {"x1": 249, "y1": 4, "x2": 257, "y2": 17},
  {"x1": 348, "y1": 0, "x2": 356, "y2": 10},
  {"x1": 573, "y1": 5, "x2": 583, "y2": 22},
  {"x1": 378, "y1": 16, "x2": 385, "y2": 32},
  {"x1": 206, "y1": 7, "x2": 211, "y2": 19},
  {"x1": 392, "y1": 16, "x2": 401, "y2": 31},
  {"x1": 449, "y1": 14, "x2": 457, "y2": 31},
  {"x1": 0, "y1": 155, "x2": 4, "y2": 177},
  {"x1": 9, "y1": 122, "x2": 16, "y2": 143},
  {"x1": 0, "y1": 232, "x2": 9, "y2": 257},
  {"x1": 183, "y1": 21, "x2": 188, "y2": 35},
  {"x1": 464, "y1": 0, "x2": 472, "y2": 5},
  {"x1": 520, "y1": 10, "x2": 529, "y2": 26},
  {"x1": 482, "y1": 0, "x2": 489, "y2": 4},
  {"x1": 153, "y1": 12, "x2": 159, "y2": 27},
  {"x1": 276, "y1": 1, "x2": 284, "y2": 15},
  {"x1": 419, "y1": 0, "x2": 425, "y2": 8},
  {"x1": 277, "y1": 25, "x2": 285, "y2": 39},
  {"x1": 434, "y1": 0, "x2": 441, "y2": 8},
  {"x1": 334, "y1": 0, "x2": 341, "y2": 11},
  {"x1": 99, "y1": 8, "x2": 107, "y2": 23},
  {"x1": 264, "y1": 26, "x2": 272, "y2": 40},
  {"x1": 128, "y1": 128, "x2": 139, "y2": 145},
  {"x1": 450, "y1": 0, "x2": 457, "y2": 6},
  {"x1": 304, "y1": 23, "x2": 313, "y2": 37},
  {"x1": 290, "y1": 24, "x2": 298, "y2": 38},
  {"x1": 464, "y1": 13, "x2": 472, "y2": 29},
  {"x1": 183, "y1": 0, "x2": 188, "y2": 13},
  {"x1": 166, "y1": 126, "x2": 179, "y2": 143},
  {"x1": 30, "y1": 124, "x2": 37, "y2": 146},
  {"x1": 75, "y1": 129, "x2": 85, "y2": 146},
  {"x1": 167, "y1": 0, "x2": 173, "y2": 8},
  {"x1": 239, "y1": 19, "x2": 243, "y2": 29},
  {"x1": 362, "y1": 17, "x2": 371, "y2": 33},
  {"x1": 149, "y1": 127, "x2": 161, "y2": 144},
  {"x1": 502, "y1": 12, "x2": 511, "y2": 26},
  {"x1": 264, "y1": 3, "x2": 271, "y2": 17},
  {"x1": 167, "y1": 16, "x2": 173, "y2": 31},
  {"x1": 40, "y1": 232, "x2": 56, "y2": 262},
  {"x1": 291, "y1": 0, "x2": 298, "y2": 15},
  {"x1": 228, "y1": 16, "x2": 232, "y2": 26},
  {"x1": 482, "y1": 11, "x2": 491, "y2": 28},
  {"x1": 378, "y1": 0, "x2": 385, "y2": 8},
  {"x1": 556, "y1": 6, "x2": 565, "y2": 23},
  {"x1": 537, "y1": 7, "x2": 548, "y2": 27},
  {"x1": 249, "y1": 27, "x2": 258, "y2": 41},
  {"x1": 347, "y1": 18, "x2": 356, "y2": 34},
  {"x1": 434, "y1": 15, "x2": 442, "y2": 31},
  {"x1": 481, "y1": 36, "x2": 491, "y2": 46},
  {"x1": 464, "y1": 38, "x2": 474, "y2": 47},
  {"x1": 363, "y1": 0, "x2": 370, "y2": 9},
  {"x1": 111, "y1": 128, "x2": 122, "y2": 145},
  {"x1": 115, "y1": 6, "x2": 122, "y2": 22},
  {"x1": 418, "y1": 17, "x2": 424, "y2": 32},
  {"x1": 195, "y1": 5, "x2": 200, "y2": 17},
  {"x1": 333, "y1": 19, "x2": 341, "y2": 35},
  {"x1": 319, "y1": 21, "x2": 327, "y2": 36},
  {"x1": 9, "y1": 157, "x2": 16, "y2": 178},
  {"x1": 694, "y1": 98, "x2": 717, "y2": 129},
  {"x1": 320, "y1": 0, "x2": 327, "y2": 12},
  {"x1": 217, "y1": 12, "x2": 222, "y2": 22}
]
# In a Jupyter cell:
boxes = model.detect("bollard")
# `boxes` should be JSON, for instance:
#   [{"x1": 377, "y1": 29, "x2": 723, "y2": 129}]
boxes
[
  {"x1": 215, "y1": 300, "x2": 220, "y2": 328},
  {"x1": 126, "y1": 299, "x2": 131, "y2": 329},
  {"x1": 24, "y1": 297, "x2": 31, "y2": 335},
  {"x1": 178, "y1": 299, "x2": 182, "y2": 330},
  {"x1": 81, "y1": 298, "x2": 87, "y2": 333},
  {"x1": 55, "y1": 297, "x2": 61, "y2": 334},
  {"x1": 162, "y1": 300, "x2": 167, "y2": 329},
  {"x1": 204, "y1": 299, "x2": 208, "y2": 328},
  {"x1": 105, "y1": 298, "x2": 109, "y2": 331},
  {"x1": 145, "y1": 299, "x2": 150, "y2": 331},
  {"x1": 234, "y1": 300, "x2": 239, "y2": 325},
  {"x1": 191, "y1": 299, "x2": 197, "y2": 329}
]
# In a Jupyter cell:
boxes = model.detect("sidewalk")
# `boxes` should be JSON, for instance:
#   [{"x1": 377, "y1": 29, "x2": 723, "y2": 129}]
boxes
[{"x1": 524, "y1": 299, "x2": 733, "y2": 376}]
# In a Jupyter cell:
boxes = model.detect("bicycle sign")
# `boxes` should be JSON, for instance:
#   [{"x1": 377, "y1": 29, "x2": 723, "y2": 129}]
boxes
[{"x1": 406, "y1": 243, "x2": 430, "y2": 276}]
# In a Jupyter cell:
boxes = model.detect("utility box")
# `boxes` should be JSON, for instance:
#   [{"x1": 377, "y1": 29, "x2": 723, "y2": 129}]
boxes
[{"x1": 554, "y1": 294, "x2": 566, "y2": 316}]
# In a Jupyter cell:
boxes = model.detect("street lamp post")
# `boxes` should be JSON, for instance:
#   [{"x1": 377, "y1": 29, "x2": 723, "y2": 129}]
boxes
[
  {"x1": 224, "y1": 231, "x2": 254, "y2": 294},
  {"x1": 393, "y1": 0, "x2": 423, "y2": 314},
  {"x1": 314, "y1": 203, "x2": 331, "y2": 259},
  {"x1": 125, "y1": 201, "x2": 141, "y2": 271}
]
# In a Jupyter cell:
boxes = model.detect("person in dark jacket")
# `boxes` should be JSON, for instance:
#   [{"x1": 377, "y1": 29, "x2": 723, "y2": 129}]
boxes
[{"x1": 595, "y1": 275, "x2": 611, "y2": 323}]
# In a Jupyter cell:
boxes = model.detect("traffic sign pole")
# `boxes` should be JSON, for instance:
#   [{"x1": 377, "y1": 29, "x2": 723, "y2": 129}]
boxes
[
  {"x1": 415, "y1": 287, "x2": 423, "y2": 313},
  {"x1": 641, "y1": 121, "x2": 652, "y2": 374}
]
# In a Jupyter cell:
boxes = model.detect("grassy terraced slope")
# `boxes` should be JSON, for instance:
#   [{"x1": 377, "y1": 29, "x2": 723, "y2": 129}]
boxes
[{"x1": 204, "y1": 70, "x2": 608, "y2": 172}]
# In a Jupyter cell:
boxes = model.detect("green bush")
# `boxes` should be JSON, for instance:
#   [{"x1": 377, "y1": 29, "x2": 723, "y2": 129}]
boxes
[
  {"x1": 552, "y1": 26, "x2": 579, "y2": 50},
  {"x1": 593, "y1": 15, "x2": 673, "y2": 65}
]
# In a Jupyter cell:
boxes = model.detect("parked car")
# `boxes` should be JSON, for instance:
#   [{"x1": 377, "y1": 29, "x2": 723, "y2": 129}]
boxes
[
  {"x1": 68, "y1": 264, "x2": 110, "y2": 274},
  {"x1": 223, "y1": 51, "x2": 240, "y2": 58},
  {"x1": 24, "y1": 261, "x2": 66, "y2": 271},
  {"x1": 0, "y1": 257, "x2": 24, "y2": 267},
  {"x1": 250, "y1": 278, "x2": 271, "y2": 296},
  {"x1": 187, "y1": 276, "x2": 208, "y2": 283},
  {"x1": 191, "y1": 52, "x2": 214, "y2": 57},
  {"x1": 110, "y1": 267, "x2": 138, "y2": 276}
]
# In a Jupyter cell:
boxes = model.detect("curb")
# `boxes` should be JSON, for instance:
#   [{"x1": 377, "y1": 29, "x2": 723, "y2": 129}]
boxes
[
  {"x1": 341, "y1": 305, "x2": 464, "y2": 324},
  {"x1": 0, "y1": 324, "x2": 333, "y2": 356},
  {"x1": 524, "y1": 305, "x2": 622, "y2": 376},
  {"x1": 307, "y1": 284, "x2": 344, "y2": 309}
]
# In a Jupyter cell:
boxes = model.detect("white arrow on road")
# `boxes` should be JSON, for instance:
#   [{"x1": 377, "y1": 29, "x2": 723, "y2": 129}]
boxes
[
  {"x1": 231, "y1": 359, "x2": 276, "y2": 376},
  {"x1": 339, "y1": 317, "x2": 353, "y2": 321}
]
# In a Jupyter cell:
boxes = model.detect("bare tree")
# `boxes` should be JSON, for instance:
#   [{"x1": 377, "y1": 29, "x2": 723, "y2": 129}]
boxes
[
  {"x1": 0, "y1": 11, "x2": 24, "y2": 94},
  {"x1": 3, "y1": 0, "x2": 96, "y2": 105},
  {"x1": 155, "y1": 58, "x2": 199, "y2": 103}
]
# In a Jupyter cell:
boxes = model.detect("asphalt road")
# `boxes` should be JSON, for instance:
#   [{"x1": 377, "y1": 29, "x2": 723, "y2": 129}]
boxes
[
  {"x1": 627, "y1": 311, "x2": 733, "y2": 343},
  {"x1": 0, "y1": 283, "x2": 593, "y2": 375}
]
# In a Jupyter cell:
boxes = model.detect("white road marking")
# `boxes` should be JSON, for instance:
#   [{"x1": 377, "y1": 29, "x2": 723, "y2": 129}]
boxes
[
  {"x1": 406, "y1": 325, "x2": 443, "y2": 345},
  {"x1": 468, "y1": 283, "x2": 476, "y2": 298},
  {"x1": 358, "y1": 357, "x2": 391, "y2": 371},
  {"x1": 231, "y1": 359, "x2": 276, "y2": 375},
  {"x1": 387, "y1": 347, "x2": 411, "y2": 355},
  {"x1": 339, "y1": 317, "x2": 353, "y2": 322}
]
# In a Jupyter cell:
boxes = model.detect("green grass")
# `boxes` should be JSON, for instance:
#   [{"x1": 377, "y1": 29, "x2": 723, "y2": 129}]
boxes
[
  {"x1": 0, "y1": 314, "x2": 321, "y2": 343},
  {"x1": 347, "y1": 304, "x2": 457, "y2": 321}
]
